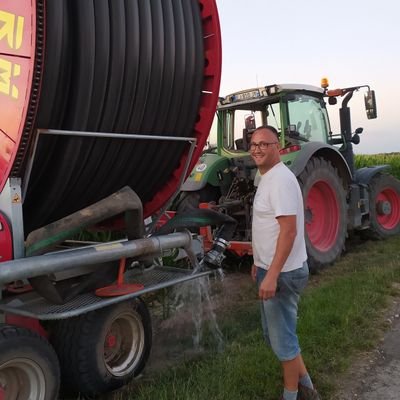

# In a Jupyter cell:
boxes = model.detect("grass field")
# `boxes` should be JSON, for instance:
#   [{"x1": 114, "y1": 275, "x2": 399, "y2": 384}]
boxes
[
  {"x1": 355, "y1": 152, "x2": 400, "y2": 179},
  {"x1": 113, "y1": 235, "x2": 400, "y2": 400}
]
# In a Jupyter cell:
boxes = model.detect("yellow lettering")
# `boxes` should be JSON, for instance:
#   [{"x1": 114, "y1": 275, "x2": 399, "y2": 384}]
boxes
[
  {"x1": 11, "y1": 63, "x2": 20, "y2": 98},
  {"x1": 15, "y1": 16, "x2": 24, "y2": 49},
  {"x1": 0, "y1": 58, "x2": 20, "y2": 99},
  {"x1": 0, "y1": 58, "x2": 11, "y2": 95},
  {"x1": 0, "y1": 11, "x2": 25, "y2": 50}
]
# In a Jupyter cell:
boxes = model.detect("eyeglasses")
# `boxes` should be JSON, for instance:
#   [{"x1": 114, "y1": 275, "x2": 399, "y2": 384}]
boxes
[{"x1": 249, "y1": 141, "x2": 278, "y2": 151}]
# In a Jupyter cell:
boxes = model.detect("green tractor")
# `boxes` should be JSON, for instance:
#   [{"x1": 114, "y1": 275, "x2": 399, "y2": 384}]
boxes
[{"x1": 175, "y1": 81, "x2": 400, "y2": 270}]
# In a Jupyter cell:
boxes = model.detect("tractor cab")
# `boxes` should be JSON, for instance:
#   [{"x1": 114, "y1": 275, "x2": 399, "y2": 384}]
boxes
[{"x1": 216, "y1": 83, "x2": 330, "y2": 163}]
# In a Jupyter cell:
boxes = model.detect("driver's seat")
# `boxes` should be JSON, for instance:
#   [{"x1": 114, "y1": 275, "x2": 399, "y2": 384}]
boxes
[{"x1": 242, "y1": 128, "x2": 255, "y2": 151}]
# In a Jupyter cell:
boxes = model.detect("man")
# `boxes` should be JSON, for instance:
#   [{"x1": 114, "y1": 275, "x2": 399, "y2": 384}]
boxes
[{"x1": 250, "y1": 126, "x2": 320, "y2": 400}]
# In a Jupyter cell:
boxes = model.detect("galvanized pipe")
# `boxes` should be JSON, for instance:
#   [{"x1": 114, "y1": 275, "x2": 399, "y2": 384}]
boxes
[{"x1": 0, "y1": 232, "x2": 192, "y2": 285}]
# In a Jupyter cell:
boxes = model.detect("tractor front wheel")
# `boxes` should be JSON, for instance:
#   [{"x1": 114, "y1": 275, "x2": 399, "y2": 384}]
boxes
[
  {"x1": 51, "y1": 299, "x2": 152, "y2": 397},
  {"x1": 365, "y1": 174, "x2": 400, "y2": 239},
  {"x1": 298, "y1": 158, "x2": 348, "y2": 271},
  {"x1": 175, "y1": 185, "x2": 221, "y2": 214}
]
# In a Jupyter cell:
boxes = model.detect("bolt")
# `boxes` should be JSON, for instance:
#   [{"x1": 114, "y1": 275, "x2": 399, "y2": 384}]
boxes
[{"x1": 376, "y1": 200, "x2": 391, "y2": 215}]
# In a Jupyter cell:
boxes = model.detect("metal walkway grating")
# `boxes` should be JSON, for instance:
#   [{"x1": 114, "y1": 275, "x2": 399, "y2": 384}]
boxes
[{"x1": 0, "y1": 266, "x2": 213, "y2": 320}]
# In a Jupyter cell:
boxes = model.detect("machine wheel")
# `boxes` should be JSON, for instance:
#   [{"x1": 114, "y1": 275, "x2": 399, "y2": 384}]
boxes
[
  {"x1": 298, "y1": 158, "x2": 348, "y2": 271},
  {"x1": 51, "y1": 299, "x2": 152, "y2": 397},
  {"x1": 364, "y1": 174, "x2": 400, "y2": 239},
  {"x1": 175, "y1": 185, "x2": 220, "y2": 214},
  {"x1": 0, "y1": 324, "x2": 60, "y2": 400}
]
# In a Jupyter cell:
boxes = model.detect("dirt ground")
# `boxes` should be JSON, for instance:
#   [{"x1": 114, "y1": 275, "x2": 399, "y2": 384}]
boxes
[{"x1": 333, "y1": 289, "x2": 400, "y2": 400}]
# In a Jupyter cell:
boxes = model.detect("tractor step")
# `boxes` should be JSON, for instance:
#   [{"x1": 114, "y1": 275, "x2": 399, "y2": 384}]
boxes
[{"x1": 0, "y1": 266, "x2": 213, "y2": 320}]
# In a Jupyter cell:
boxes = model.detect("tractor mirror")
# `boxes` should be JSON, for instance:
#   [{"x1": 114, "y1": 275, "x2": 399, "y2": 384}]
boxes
[{"x1": 364, "y1": 90, "x2": 377, "y2": 119}]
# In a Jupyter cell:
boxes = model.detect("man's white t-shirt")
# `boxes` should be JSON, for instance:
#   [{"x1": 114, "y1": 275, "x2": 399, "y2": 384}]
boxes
[{"x1": 252, "y1": 162, "x2": 307, "y2": 272}]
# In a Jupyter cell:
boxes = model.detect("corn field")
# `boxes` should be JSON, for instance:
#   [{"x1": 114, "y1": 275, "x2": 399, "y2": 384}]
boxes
[{"x1": 355, "y1": 153, "x2": 400, "y2": 179}]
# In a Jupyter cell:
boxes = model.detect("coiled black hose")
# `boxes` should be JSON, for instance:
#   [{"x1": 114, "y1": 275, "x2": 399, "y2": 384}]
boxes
[{"x1": 23, "y1": 0, "x2": 205, "y2": 235}]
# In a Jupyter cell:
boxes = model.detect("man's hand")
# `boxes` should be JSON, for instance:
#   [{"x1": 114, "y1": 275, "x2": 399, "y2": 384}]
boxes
[
  {"x1": 258, "y1": 273, "x2": 278, "y2": 300},
  {"x1": 251, "y1": 264, "x2": 257, "y2": 282}
]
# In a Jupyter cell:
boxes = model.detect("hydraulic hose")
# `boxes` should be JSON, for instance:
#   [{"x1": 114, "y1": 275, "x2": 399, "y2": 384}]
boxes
[{"x1": 154, "y1": 208, "x2": 238, "y2": 268}]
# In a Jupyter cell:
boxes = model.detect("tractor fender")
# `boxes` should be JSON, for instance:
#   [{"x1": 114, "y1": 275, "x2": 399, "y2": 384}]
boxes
[
  {"x1": 354, "y1": 165, "x2": 390, "y2": 185},
  {"x1": 289, "y1": 142, "x2": 352, "y2": 186},
  {"x1": 181, "y1": 153, "x2": 231, "y2": 191}
]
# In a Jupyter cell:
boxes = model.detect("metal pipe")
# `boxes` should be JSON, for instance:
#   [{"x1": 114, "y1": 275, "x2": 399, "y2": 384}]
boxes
[
  {"x1": 38, "y1": 129, "x2": 197, "y2": 143},
  {"x1": 22, "y1": 129, "x2": 197, "y2": 200},
  {"x1": 0, "y1": 232, "x2": 192, "y2": 285}
]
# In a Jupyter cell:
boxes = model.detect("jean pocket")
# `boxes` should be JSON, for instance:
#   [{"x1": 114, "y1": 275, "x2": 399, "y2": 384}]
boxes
[
  {"x1": 290, "y1": 274, "x2": 308, "y2": 293},
  {"x1": 281, "y1": 265, "x2": 309, "y2": 293}
]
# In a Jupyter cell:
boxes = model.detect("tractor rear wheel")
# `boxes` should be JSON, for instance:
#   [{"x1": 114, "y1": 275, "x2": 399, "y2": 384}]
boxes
[
  {"x1": 364, "y1": 174, "x2": 400, "y2": 239},
  {"x1": 298, "y1": 158, "x2": 347, "y2": 271},
  {"x1": 0, "y1": 324, "x2": 60, "y2": 400},
  {"x1": 51, "y1": 299, "x2": 152, "y2": 397}
]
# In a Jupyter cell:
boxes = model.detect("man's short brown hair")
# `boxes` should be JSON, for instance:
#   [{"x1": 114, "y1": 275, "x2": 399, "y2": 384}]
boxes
[{"x1": 254, "y1": 125, "x2": 279, "y2": 139}]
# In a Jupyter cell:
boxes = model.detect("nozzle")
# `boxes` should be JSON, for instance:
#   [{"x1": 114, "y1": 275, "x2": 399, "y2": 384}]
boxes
[{"x1": 203, "y1": 237, "x2": 230, "y2": 268}]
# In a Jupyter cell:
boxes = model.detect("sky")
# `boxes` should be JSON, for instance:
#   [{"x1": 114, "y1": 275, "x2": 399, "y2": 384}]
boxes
[{"x1": 215, "y1": 0, "x2": 400, "y2": 154}]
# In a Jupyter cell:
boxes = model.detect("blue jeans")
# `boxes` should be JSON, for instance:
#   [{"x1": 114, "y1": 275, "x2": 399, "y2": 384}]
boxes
[{"x1": 256, "y1": 262, "x2": 309, "y2": 361}]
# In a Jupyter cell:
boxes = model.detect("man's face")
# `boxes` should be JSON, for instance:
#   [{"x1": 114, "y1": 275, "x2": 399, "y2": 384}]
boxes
[{"x1": 250, "y1": 129, "x2": 280, "y2": 172}]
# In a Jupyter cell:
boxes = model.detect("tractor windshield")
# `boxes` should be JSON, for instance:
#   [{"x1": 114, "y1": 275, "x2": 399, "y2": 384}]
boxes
[{"x1": 287, "y1": 94, "x2": 330, "y2": 142}]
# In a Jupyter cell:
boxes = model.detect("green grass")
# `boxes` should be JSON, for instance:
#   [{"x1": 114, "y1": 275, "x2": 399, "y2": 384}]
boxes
[{"x1": 117, "y1": 236, "x2": 400, "y2": 400}]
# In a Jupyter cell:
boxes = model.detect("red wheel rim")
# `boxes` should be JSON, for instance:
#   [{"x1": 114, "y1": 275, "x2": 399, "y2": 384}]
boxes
[
  {"x1": 306, "y1": 180, "x2": 340, "y2": 251},
  {"x1": 376, "y1": 187, "x2": 400, "y2": 229}
]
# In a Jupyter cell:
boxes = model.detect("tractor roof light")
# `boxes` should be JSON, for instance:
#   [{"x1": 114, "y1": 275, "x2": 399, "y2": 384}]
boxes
[
  {"x1": 266, "y1": 85, "x2": 279, "y2": 95},
  {"x1": 218, "y1": 87, "x2": 269, "y2": 105},
  {"x1": 321, "y1": 77, "x2": 329, "y2": 89},
  {"x1": 266, "y1": 84, "x2": 324, "y2": 96}
]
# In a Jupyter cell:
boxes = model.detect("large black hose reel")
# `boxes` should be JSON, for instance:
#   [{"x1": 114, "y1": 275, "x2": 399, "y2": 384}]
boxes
[{"x1": 0, "y1": 0, "x2": 221, "y2": 236}]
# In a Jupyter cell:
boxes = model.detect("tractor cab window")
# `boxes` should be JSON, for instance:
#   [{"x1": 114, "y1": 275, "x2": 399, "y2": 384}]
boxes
[
  {"x1": 222, "y1": 103, "x2": 281, "y2": 151},
  {"x1": 287, "y1": 95, "x2": 329, "y2": 143},
  {"x1": 223, "y1": 110, "x2": 264, "y2": 151},
  {"x1": 265, "y1": 103, "x2": 281, "y2": 134}
]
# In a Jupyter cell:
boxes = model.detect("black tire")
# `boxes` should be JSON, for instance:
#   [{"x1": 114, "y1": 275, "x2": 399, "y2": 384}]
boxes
[
  {"x1": 364, "y1": 174, "x2": 400, "y2": 239},
  {"x1": 297, "y1": 158, "x2": 348, "y2": 271},
  {"x1": 51, "y1": 299, "x2": 152, "y2": 397},
  {"x1": 175, "y1": 191, "x2": 201, "y2": 213},
  {"x1": 0, "y1": 324, "x2": 60, "y2": 400},
  {"x1": 175, "y1": 185, "x2": 220, "y2": 214}
]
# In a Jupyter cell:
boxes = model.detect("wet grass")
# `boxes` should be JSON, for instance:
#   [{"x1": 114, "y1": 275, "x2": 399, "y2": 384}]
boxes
[{"x1": 114, "y1": 236, "x2": 400, "y2": 400}]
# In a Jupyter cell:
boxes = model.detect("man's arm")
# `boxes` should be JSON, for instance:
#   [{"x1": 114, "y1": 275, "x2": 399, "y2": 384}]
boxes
[{"x1": 258, "y1": 215, "x2": 297, "y2": 300}]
